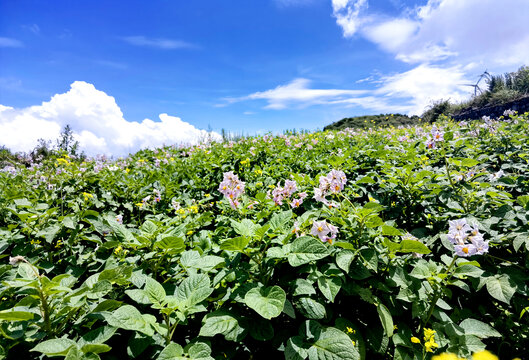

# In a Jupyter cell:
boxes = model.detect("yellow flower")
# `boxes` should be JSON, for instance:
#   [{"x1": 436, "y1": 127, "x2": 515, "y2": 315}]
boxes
[
  {"x1": 186, "y1": 230, "x2": 194, "y2": 235},
  {"x1": 136, "y1": 202, "x2": 143, "y2": 208},
  {"x1": 204, "y1": 193, "x2": 210, "y2": 197},
  {"x1": 114, "y1": 245, "x2": 123, "y2": 255},
  {"x1": 254, "y1": 169, "x2": 263, "y2": 175},
  {"x1": 424, "y1": 337, "x2": 439, "y2": 353},
  {"x1": 472, "y1": 350, "x2": 498, "y2": 360},
  {"x1": 424, "y1": 328, "x2": 436, "y2": 340},
  {"x1": 411, "y1": 337, "x2": 421, "y2": 344},
  {"x1": 432, "y1": 354, "x2": 464, "y2": 360},
  {"x1": 346, "y1": 327, "x2": 355, "y2": 334}
]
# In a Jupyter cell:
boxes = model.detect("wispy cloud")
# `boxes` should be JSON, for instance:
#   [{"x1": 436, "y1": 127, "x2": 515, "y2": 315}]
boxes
[
  {"x1": 225, "y1": 78, "x2": 368, "y2": 109},
  {"x1": 0, "y1": 37, "x2": 23, "y2": 48},
  {"x1": 93, "y1": 60, "x2": 128, "y2": 70},
  {"x1": 121, "y1": 36, "x2": 196, "y2": 50},
  {"x1": 224, "y1": 64, "x2": 472, "y2": 115},
  {"x1": 22, "y1": 24, "x2": 40, "y2": 35}
]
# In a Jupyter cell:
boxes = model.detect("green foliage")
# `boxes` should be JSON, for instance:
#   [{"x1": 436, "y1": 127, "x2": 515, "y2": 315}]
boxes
[
  {"x1": 324, "y1": 113, "x2": 421, "y2": 131},
  {"x1": 1, "y1": 113, "x2": 529, "y2": 359}
]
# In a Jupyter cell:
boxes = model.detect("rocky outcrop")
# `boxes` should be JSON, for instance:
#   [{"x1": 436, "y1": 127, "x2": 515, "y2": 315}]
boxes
[{"x1": 452, "y1": 95, "x2": 529, "y2": 121}]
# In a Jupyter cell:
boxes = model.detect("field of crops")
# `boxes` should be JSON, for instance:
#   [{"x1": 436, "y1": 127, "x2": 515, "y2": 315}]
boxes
[{"x1": 1, "y1": 113, "x2": 528, "y2": 360}]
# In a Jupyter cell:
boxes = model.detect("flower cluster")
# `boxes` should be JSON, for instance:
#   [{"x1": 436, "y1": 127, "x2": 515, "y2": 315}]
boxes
[
  {"x1": 218, "y1": 171, "x2": 245, "y2": 209},
  {"x1": 311, "y1": 220, "x2": 338, "y2": 243},
  {"x1": 269, "y1": 179, "x2": 307, "y2": 208},
  {"x1": 447, "y1": 219, "x2": 489, "y2": 257},
  {"x1": 411, "y1": 328, "x2": 438, "y2": 353},
  {"x1": 313, "y1": 169, "x2": 347, "y2": 207},
  {"x1": 425, "y1": 126, "x2": 444, "y2": 149}
]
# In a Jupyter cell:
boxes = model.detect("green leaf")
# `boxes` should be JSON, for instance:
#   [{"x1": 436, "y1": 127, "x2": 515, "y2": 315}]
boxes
[
  {"x1": 377, "y1": 304, "x2": 394, "y2": 337},
  {"x1": 144, "y1": 277, "x2": 166, "y2": 305},
  {"x1": 126, "y1": 289, "x2": 151, "y2": 305},
  {"x1": 14, "y1": 198, "x2": 32, "y2": 207},
  {"x1": 293, "y1": 279, "x2": 316, "y2": 296},
  {"x1": 516, "y1": 195, "x2": 529, "y2": 209},
  {"x1": 140, "y1": 220, "x2": 158, "y2": 234},
  {"x1": 101, "y1": 305, "x2": 154, "y2": 336},
  {"x1": 305, "y1": 322, "x2": 361, "y2": 360},
  {"x1": 220, "y1": 237, "x2": 249, "y2": 252},
  {"x1": 244, "y1": 285, "x2": 286, "y2": 320},
  {"x1": 31, "y1": 339, "x2": 77, "y2": 356},
  {"x1": 158, "y1": 343, "x2": 184, "y2": 360},
  {"x1": 336, "y1": 250, "x2": 356, "y2": 272},
  {"x1": 397, "y1": 240, "x2": 431, "y2": 254},
  {"x1": 199, "y1": 310, "x2": 248, "y2": 341},
  {"x1": 0, "y1": 310, "x2": 34, "y2": 321},
  {"x1": 80, "y1": 344, "x2": 112, "y2": 354},
  {"x1": 269, "y1": 210, "x2": 292, "y2": 232},
  {"x1": 454, "y1": 264, "x2": 484, "y2": 278},
  {"x1": 231, "y1": 219, "x2": 258, "y2": 238},
  {"x1": 287, "y1": 236, "x2": 330, "y2": 267},
  {"x1": 78, "y1": 326, "x2": 117, "y2": 347},
  {"x1": 317, "y1": 276, "x2": 342, "y2": 302},
  {"x1": 186, "y1": 342, "x2": 214, "y2": 360},
  {"x1": 381, "y1": 225, "x2": 402, "y2": 236},
  {"x1": 486, "y1": 275, "x2": 516, "y2": 304},
  {"x1": 459, "y1": 319, "x2": 501, "y2": 339},
  {"x1": 176, "y1": 274, "x2": 213, "y2": 309},
  {"x1": 154, "y1": 236, "x2": 185, "y2": 253},
  {"x1": 296, "y1": 297, "x2": 327, "y2": 319}
]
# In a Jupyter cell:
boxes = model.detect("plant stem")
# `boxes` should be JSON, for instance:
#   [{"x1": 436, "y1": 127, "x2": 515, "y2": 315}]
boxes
[{"x1": 421, "y1": 256, "x2": 457, "y2": 330}]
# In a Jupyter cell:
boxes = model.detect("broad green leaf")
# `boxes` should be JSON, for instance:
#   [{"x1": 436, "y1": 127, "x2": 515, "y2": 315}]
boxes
[
  {"x1": 78, "y1": 326, "x2": 117, "y2": 347},
  {"x1": 305, "y1": 323, "x2": 360, "y2": 360},
  {"x1": 287, "y1": 236, "x2": 330, "y2": 267},
  {"x1": 144, "y1": 277, "x2": 166, "y2": 305},
  {"x1": 186, "y1": 342, "x2": 214, "y2": 360},
  {"x1": 293, "y1": 278, "x2": 316, "y2": 296},
  {"x1": 397, "y1": 240, "x2": 431, "y2": 254},
  {"x1": 158, "y1": 343, "x2": 184, "y2": 360},
  {"x1": 486, "y1": 275, "x2": 516, "y2": 304},
  {"x1": 377, "y1": 304, "x2": 394, "y2": 337},
  {"x1": 176, "y1": 274, "x2": 213, "y2": 309},
  {"x1": 269, "y1": 210, "x2": 292, "y2": 232},
  {"x1": 31, "y1": 339, "x2": 77, "y2": 356},
  {"x1": 220, "y1": 237, "x2": 249, "y2": 252},
  {"x1": 285, "y1": 336, "x2": 308, "y2": 360},
  {"x1": 101, "y1": 305, "x2": 154, "y2": 336},
  {"x1": 381, "y1": 225, "x2": 402, "y2": 236},
  {"x1": 0, "y1": 310, "x2": 34, "y2": 321},
  {"x1": 199, "y1": 310, "x2": 248, "y2": 341},
  {"x1": 231, "y1": 219, "x2": 258, "y2": 238},
  {"x1": 80, "y1": 344, "x2": 111, "y2": 354},
  {"x1": 459, "y1": 319, "x2": 501, "y2": 338},
  {"x1": 244, "y1": 285, "x2": 286, "y2": 319},
  {"x1": 154, "y1": 236, "x2": 185, "y2": 253},
  {"x1": 454, "y1": 264, "x2": 484, "y2": 278},
  {"x1": 295, "y1": 297, "x2": 327, "y2": 319},
  {"x1": 336, "y1": 250, "x2": 356, "y2": 272},
  {"x1": 317, "y1": 276, "x2": 342, "y2": 302},
  {"x1": 125, "y1": 289, "x2": 151, "y2": 305}
]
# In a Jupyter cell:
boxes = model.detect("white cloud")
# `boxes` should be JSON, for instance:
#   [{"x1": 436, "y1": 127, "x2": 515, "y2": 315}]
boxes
[
  {"x1": 333, "y1": 0, "x2": 529, "y2": 68},
  {"x1": 0, "y1": 81, "x2": 221, "y2": 156},
  {"x1": 0, "y1": 37, "x2": 23, "y2": 47},
  {"x1": 331, "y1": 0, "x2": 368, "y2": 37},
  {"x1": 227, "y1": 78, "x2": 367, "y2": 109},
  {"x1": 122, "y1": 36, "x2": 195, "y2": 50},
  {"x1": 226, "y1": 63, "x2": 472, "y2": 115}
]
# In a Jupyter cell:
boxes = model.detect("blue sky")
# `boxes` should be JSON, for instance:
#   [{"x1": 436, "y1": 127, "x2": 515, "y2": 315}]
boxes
[{"x1": 1, "y1": 0, "x2": 528, "y2": 155}]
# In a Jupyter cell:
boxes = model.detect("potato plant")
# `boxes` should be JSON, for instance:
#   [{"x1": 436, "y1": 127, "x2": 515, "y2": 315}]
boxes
[{"x1": 0, "y1": 113, "x2": 528, "y2": 359}]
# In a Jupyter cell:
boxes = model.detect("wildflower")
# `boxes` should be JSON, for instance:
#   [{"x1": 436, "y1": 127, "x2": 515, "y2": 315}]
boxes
[
  {"x1": 488, "y1": 170, "x2": 504, "y2": 182},
  {"x1": 432, "y1": 354, "x2": 464, "y2": 360},
  {"x1": 411, "y1": 337, "x2": 421, "y2": 344},
  {"x1": 423, "y1": 328, "x2": 438, "y2": 353},
  {"x1": 447, "y1": 219, "x2": 489, "y2": 257},
  {"x1": 9, "y1": 255, "x2": 26, "y2": 265},
  {"x1": 153, "y1": 189, "x2": 162, "y2": 203},
  {"x1": 116, "y1": 214, "x2": 123, "y2": 225},
  {"x1": 218, "y1": 171, "x2": 245, "y2": 209},
  {"x1": 311, "y1": 220, "x2": 338, "y2": 243},
  {"x1": 313, "y1": 170, "x2": 347, "y2": 206},
  {"x1": 472, "y1": 350, "x2": 498, "y2": 360},
  {"x1": 83, "y1": 192, "x2": 93, "y2": 201},
  {"x1": 346, "y1": 327, "x2": 355, "y2": 334}
]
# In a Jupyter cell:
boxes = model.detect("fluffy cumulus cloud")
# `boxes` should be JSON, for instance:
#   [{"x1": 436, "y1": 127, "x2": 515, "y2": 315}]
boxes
[
  {"x1": 333, "y1": 0, "x2": 529, "y2": 68},
  {"x1": 0, "y1": 81, "x2": 221, "y2": 156}
]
